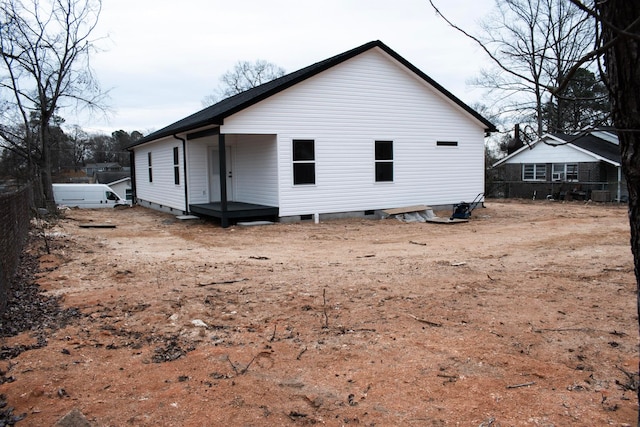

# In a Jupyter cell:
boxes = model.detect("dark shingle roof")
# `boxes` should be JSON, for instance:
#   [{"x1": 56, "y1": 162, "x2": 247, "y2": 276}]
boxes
[
  {"x1": 552, "y1": 132, "x2": 621, "y2": 164},
  {"x1": 571, "y1": 135, "x2": 620, "y2": 164},
  {"x1": 130, "y1": 40, "x2": 496, "y2": 148}
]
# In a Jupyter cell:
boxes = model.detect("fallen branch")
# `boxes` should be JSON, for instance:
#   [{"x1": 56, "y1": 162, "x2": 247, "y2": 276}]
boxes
[
  {"x1": 409, "y1": 240, "x2": 427, "y2": 246},
  {"x1": 407, "y1": 313, "x2": 442, "y2": 327},
  {"x1": 615, "y1": 366, "x2": 639, "y2": 391},
  {"x1": 436, "y1": 374, "x2": 458, "y2": 379},
  {"x1": 533, "y1": 327, "x2": 593, "y2": 333},
  {"x1": 197, "y1": 278, "x2": 247, "y2": 287},
  {"x1": 322, "y1": 288, "x2": 329, "y2": 329},
  {"x1": 602, "y1": 267, "x2": 627, "y2": 272},
  {"x1": 269, "y1": 324, "x2": 277, "y2": 342},
  {"x1": 225, "y1": 352, "x2": 271, "y2": 375},
  {"x1": 296, "y1": 346, "x2": 307, "y2": 360},
  {"x1": 506, "y1": 381, "x2": 535, "y2": 389}
]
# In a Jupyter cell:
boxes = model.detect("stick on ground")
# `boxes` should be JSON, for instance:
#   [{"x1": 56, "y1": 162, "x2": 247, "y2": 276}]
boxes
[{"x1": 407, "y1": 313, "x2": 442, "y2": 327}]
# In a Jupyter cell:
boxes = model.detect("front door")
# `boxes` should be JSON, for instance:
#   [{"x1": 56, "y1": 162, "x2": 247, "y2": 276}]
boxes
[{"x1": 209, "y1": 146, "x2": 233, "y2": 202}]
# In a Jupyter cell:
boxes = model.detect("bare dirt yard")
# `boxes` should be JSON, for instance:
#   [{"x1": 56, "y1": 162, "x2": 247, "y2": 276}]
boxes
[{"x1": 0, "y1": 199, "x2": 638, "y2": 426}]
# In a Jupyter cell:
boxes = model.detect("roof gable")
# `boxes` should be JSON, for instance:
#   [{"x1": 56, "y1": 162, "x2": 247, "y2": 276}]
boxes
[
  {"x1": 493, "y1": 130, "x2": 621, "y2": 167},
  {"x1": 131, "y1": 41, "x2": 496, "y2": 147}
]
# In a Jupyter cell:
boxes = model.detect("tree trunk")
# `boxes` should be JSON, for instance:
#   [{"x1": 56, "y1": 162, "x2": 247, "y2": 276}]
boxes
[
  {"x1": 40, "y1": 161, "x2": 56, "y2": 213},
  {"x1": 40, "y1": 120, "x2": 57, "y2": 213},
  {"x1": 31, "y1": 165, "x2": 45, "y2": 210},
  {"x1": 597, "y1": 0, "x2": 640, "y2": 413}
]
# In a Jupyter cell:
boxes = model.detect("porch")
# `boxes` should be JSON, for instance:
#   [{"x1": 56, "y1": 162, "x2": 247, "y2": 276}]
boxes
[{"x1": 189, "y1": 202, "x2": 279, "y2": 225}]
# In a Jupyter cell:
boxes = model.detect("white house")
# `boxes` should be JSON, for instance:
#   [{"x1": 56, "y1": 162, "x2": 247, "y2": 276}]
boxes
[
  {"x1": 93, "y1": 171, "x2": 132, "y2": 201},
  {"x1": 492, "y1": 129, "x2": 625, "y2": 202},
  {"x1": 105, "y1": 177, "x2": 132, "y2": 202},
  {"x1": 128, "y1": 41, "x2": 496, "y2": 227}
]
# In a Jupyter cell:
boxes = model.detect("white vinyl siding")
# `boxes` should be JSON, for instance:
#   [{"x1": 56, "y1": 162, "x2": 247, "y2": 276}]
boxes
[
  {"x1": 134, "y1": 138, "x2": 185, "y2": 210},
  {"x1": 186, "y1": 142, "x2": 209, "y2": 204},
  {"x1": 221, "y1": 48, "x2": 486, "y2": 216},
  {"x1": 232, "y1": 135, "x2": 278, "y2": 205},
  {"x1": 503, "y1": 139, "x2": 599, "y2": 164},
  {"x1": 185, "y1": 134, "x2": 278, "y2": 206}
]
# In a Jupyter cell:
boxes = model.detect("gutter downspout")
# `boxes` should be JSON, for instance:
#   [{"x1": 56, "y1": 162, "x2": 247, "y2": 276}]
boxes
[{"x1": 174, "y1": 134, "x2": 189, "y2": 214}]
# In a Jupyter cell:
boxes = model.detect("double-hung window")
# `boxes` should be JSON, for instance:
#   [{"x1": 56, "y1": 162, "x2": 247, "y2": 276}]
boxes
[
  {"x1": 566, "y1": 164, "x2": 578, "y2": 181},
  {"x1": 293, "y1": 139, "x2": 315, "y2": 185},
  {"x1": 552, "y1": 163, "x2": 578, "y2": 182},
  {"x1": 173, "y1": 147, "x2": 180, "y2": 185},
  {"x1": 375, "y1": 140, "x2": 393, "y2": 182},
  {"x1": 523, "y1": 163, "x2": 546, "y2": 181},
  {"x1": 148, "y1": 152, "x2": 153, "y2": 183}
]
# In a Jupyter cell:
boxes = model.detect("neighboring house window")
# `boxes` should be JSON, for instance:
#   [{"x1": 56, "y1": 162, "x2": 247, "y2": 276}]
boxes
[
  {"x1": 173, "y1": 147, "x2": 180, "y2": 185},
  {"x1": 148, "y1": 152, "x2": 153, "y2": 183},
  {"x1": 552, "y1": 163, "x2": 578, "y2": 182},
  {"x1": 437, "y1": 141, "x2": 458, "y2": 147},
  {"x1": 375, "y1": 140, "x2": 394, "y2": 182},
  {"x1": 523, "y1": 163, "x2": 546, "y2": 181},
  {"x1": 293, "y1": 139, "x2": 315, "y2": 185}
]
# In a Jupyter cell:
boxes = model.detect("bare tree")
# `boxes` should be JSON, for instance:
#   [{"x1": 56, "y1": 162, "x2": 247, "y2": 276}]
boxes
[
  {"x1": 436, "y1": 0, "x2": 595, "y2": 137},
  {"x1": 590, "y1": 4, "x2": 640, "y2": 391},
  {"x1": 431, "y1": 0, "x2": 640, "y2": 410},
  {"x1": 67, "y1": 125, "x2": 90, "y2": 171},
  {"x1": 203, "y1": 59, "x2": 285, "y2": 106},
  {"x1": 542, "y1": 67, "x2": 609, "y2": 133},
  {"x1": 0, "y1": 0, "x2": 105, "y2": 211}
]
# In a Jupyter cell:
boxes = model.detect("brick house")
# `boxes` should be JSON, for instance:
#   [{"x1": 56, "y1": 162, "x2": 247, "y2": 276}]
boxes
[{"x1": 492, "y1": 129, "x2": 625, "y2": 202}]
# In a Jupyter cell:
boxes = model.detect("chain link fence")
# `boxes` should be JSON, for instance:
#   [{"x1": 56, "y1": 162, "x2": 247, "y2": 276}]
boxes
[
  {"x1": 487, "y1": 181, "x2": 627, "y2": 202},
  {"x1": 0, "y1": 185, "x2": 32, "y2": 315}
]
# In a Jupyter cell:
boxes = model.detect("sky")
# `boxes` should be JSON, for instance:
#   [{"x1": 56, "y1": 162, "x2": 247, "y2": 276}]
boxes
[{"x1": 77, "y1": 0, "x2": 495, "y2": 135}]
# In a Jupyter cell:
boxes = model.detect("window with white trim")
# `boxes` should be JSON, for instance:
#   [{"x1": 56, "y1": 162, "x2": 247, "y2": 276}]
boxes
[
  {"x1": 375, "y1": 140, "x2": 393, "y2": 182},
  {"x1": 173, "y1": 147, "x2": 180, "y2": 185},
  {"x1": 552, "y1": 163, "x2": 578, "y2": 182},
  {"x1": 292, "y1": 139, "x2": 315, "y2": 185},
  {"x1": 523, "y1": 163, "x2": 546, "y2": 181},
  {"x1": 148, "y1": 152, "x2": 153, "y2": 183}
]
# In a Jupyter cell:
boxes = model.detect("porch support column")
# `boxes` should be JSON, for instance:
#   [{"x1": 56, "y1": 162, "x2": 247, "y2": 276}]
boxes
[{"x1": 218, "y1": 133, "x2": 229, "y2": 228}]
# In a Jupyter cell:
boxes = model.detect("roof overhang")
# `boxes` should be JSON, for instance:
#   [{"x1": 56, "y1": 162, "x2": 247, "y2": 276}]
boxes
[
  {"x1": 492, "y1": 132, "x2": 621, "y2": 168},
  {"x1": 492, "y1": 134, "x2": 563, "y2": 167}
]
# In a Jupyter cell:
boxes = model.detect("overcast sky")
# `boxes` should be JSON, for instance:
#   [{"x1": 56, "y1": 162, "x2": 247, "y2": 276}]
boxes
[{"x1": 78, "y1": 0, "x2": 494, "y2": 135}]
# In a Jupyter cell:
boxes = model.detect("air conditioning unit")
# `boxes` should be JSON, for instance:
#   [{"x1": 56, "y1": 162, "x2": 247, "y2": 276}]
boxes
[
  {"x1": 552, "y1": 173, "x2": 562, "y2": 181},
  {"x1": 591, "y1": 190, "x2": 610, "y2": 202}
]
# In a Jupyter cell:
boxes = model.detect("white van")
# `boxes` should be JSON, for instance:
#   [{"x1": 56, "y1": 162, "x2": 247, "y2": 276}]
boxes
[{"x1": 52, "y1": 183, "x2": 130, "y2": 208}]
